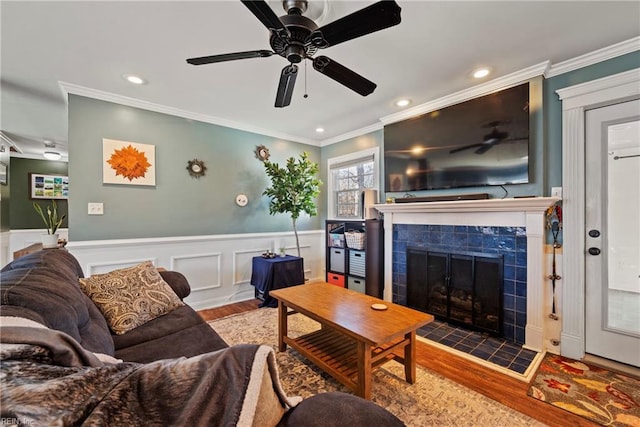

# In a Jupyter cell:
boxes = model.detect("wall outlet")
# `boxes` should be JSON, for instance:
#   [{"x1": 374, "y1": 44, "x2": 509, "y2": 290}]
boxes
[
  {"x1": 88, "y1": 202, "x2": 104, "y2": 215},
  {"x1": 551, "y1": 187, "x2": 563, "y2": 198}
]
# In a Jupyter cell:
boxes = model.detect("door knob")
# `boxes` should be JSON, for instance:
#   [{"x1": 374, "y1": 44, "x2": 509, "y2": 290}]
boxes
[
  {"x1": 588, "y1": 247, "x2": 601, "y2": 255},
  {"x1": 588, "y1": 229, "x2": 600, "y2": 238}
]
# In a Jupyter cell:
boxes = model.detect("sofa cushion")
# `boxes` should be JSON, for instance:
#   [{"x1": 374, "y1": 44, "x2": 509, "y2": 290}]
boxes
[
  {"x1": 113, "y1": 312, "x2": 229, "y2": 363},
  {"x1": 0, "y1": 250, "x2": 115, "y2": 355},
  {"x1": 112, "y1": 305, "x2": 208, "y2": 350},
  {"x1": 79, "y1": 261, "x2": 184, "y2": 335}
]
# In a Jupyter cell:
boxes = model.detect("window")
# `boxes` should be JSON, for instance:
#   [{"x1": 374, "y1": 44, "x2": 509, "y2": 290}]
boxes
[{"x1": 327, "y1": 147, "x2": 379, "y2": 218}]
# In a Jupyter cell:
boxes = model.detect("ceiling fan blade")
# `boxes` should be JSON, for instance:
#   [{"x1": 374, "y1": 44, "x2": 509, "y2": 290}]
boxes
[
  {"x1": 241, "y1": 0, "x2": 289, "y2": 39},
  {"x1": 186, "y1": 50, "x2": 274, "y2": 65},
  {"x1": 312, "y1": 56, "x2": 376, "y2": 96},
  {"x1": 309, "y1": 0, "x2": 401, "y2": 48},
  {"x1": 449, "y1": 144, "x2": 483, "y2": 154},
  {"x1": 275, "y1": 65, "x2": 298, "y2": 108},
  {"x1": 475, "y1": 144, "x2": 494, "y2": 154}
]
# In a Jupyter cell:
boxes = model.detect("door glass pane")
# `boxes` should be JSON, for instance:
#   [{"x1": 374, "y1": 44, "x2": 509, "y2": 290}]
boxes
[{"x1": 606, "y1": 119, "x2": 640, "y2": 336}]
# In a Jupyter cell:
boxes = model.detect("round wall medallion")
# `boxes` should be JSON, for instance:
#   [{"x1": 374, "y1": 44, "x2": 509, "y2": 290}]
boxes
[
  {"x1": 187, "y1": 159, "x2": 207, "y2": 178},
  {"x1": 255, "y1": 145, "x2": 270, "y2": 161},
  {"x1": 235, "y1": 193, "x2": 249, "y2": 207}
]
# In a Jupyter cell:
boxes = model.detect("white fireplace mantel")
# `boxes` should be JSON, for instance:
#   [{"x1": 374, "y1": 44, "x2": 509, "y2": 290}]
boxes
[{"x1": 374, "y1": 196, "x2": 560, "y2": 352}]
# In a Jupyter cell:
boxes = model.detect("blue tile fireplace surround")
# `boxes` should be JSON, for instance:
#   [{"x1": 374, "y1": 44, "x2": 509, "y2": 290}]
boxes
[{"x1": 392, "y1": 224, "x2": 527, "y2": 344}]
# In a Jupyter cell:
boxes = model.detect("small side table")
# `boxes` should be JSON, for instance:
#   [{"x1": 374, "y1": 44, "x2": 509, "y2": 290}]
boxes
[{"x1": 251, "y1": 255, "x2": 304, "y2": 308}]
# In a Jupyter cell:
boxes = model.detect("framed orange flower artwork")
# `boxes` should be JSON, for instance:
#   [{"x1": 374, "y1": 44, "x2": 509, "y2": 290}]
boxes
[{"x1": 102, "y1": 138, "x2": 156, "y2": 186}]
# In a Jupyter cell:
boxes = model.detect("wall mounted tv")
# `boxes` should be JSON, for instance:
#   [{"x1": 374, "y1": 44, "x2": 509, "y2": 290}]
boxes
[{"x1": 384, "y1": 82, "x2": 530, "y2": 192}]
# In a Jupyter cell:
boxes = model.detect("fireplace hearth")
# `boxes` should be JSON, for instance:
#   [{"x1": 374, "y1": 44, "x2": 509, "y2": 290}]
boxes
[
  {"x1": 392, "y1": 223, "x2": 527, "y2": 344},
  {"x1": 407, "y1": 248, "x2": 503, "y2": 337},
  {"x1": 376, "y1": 197, "x2": 559, "y2": 352}
]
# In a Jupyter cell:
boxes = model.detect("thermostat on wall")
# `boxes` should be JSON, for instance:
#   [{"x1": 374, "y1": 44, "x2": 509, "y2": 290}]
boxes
[{"x1": 235, "y1": 193, "x2": 248, "y2": 207}]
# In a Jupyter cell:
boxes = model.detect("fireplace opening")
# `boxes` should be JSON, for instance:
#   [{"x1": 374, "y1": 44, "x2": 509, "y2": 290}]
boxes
[{"x1": 407, "y1": 248, "x2": 503, "y2": 337}]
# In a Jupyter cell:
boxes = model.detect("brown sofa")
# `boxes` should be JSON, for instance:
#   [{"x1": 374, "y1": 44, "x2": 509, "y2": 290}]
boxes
[
  {"x1": 0, "y1": 249, "x2": 405, "y2": 426},
  {"x1": 0, "y1": 248, "x2": 228, "y2": 362}
]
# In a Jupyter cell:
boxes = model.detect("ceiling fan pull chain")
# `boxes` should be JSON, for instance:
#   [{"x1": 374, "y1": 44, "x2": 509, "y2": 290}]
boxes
[{"x1": 303, "y1": 59, "x2": 309, "y2": 99}]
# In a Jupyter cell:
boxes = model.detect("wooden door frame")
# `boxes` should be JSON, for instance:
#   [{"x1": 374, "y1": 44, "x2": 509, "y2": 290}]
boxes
[{"x1": 556, "y1": 68, "x2": 640, "y2": 360}]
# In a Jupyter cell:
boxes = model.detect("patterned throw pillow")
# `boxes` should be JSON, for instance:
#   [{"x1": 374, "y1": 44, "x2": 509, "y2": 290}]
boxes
[{"x1": 79, "y1": 261, "x2": 184, "y2": 335}]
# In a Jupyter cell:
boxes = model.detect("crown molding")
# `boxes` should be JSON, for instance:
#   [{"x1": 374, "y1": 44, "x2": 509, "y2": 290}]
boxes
[
  {"x1": 319, "y1": 122, "x2": 383, "y2": 147},
  {"x1": 57, "y1": 37, "x2": 639, "y2": 149},
  {"x1": 58, "y1": 82, "x2": 320, "y2": 147},
  {"x1": 546, "y1": 36, "x2": 640, "y2": 78},
  {"x1": 0, "y1": 131, "x2": 21, "y2": 153},
  {"x1": 379, "y1": 61, "x2": 550, "y2": 127}
]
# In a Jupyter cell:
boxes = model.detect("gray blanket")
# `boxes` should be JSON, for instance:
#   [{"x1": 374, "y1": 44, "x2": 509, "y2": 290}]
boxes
[{"x1": 0, "y1": 317, "x2": 299, "y2": 426}]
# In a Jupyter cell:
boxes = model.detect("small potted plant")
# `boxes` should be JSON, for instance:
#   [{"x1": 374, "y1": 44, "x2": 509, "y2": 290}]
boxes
[{"x1": 33, "y1": 200, "x2": 66, "y2": 248}]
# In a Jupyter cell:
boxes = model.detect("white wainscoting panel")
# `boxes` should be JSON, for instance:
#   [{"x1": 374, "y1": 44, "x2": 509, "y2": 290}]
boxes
[
  {"x1": 57, "y1": 230, "x2": 324, "y2": 311},
  {"x1": 85, "y1": 257, "x2": 160, "y2": 276},
  {"x1": 171, "y1": 252, "x2": 222, "y2": 310}
]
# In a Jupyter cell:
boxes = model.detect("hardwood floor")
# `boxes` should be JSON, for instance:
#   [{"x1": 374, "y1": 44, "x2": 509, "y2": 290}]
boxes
[{"x1": 199, "y1": 300, "x2": 597, "y2": 427}]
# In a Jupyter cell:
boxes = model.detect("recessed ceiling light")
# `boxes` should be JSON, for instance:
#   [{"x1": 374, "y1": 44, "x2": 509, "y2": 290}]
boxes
[
  {"x1": 43, "y1": 151, "x2": 61, "y2": 160},
  {"x1": 395, "y1": 98, "x2": 412, "y2": 107},
  {"x1": 315, "y1": 127, "x2": 325, "y2": 133},
  {"x1": 123, "y1": 74, "x2": 146, "y2": 85},
  {"x1": 472, "y1": 68, "x2": 491, "y2": 79}
]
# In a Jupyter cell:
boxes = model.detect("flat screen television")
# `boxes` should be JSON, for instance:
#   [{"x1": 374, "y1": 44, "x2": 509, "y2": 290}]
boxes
[{"x1": 384, "y1": 82, "x2": 530, "y2": 192}]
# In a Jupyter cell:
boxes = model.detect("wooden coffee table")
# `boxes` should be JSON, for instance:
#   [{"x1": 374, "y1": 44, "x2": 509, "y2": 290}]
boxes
[{"x1": 269, "y1": 282, "x2": 433, "y2": 399}]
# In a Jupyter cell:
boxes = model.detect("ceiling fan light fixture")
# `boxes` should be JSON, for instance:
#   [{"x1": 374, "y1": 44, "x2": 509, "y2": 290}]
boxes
[
  {"x1": 472, "y1": 67, "x2": 491, "y2": 79},
  {"x1": 123, "y1": 74, "x2": 146, "y2": 85},
  {"x1": 43, "y1": 151, "x2": 61, "y2": 160}
]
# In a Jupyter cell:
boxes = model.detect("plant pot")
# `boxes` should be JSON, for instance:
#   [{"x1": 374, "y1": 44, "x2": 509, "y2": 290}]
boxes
[{"x1": 41, "y1": 233, "x2": 59, "y2": 249}]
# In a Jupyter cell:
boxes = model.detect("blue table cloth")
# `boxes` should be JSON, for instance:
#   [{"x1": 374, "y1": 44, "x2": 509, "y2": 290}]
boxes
[{"x1": 250, "y1": 255, "x2": 304, "y2": 307}]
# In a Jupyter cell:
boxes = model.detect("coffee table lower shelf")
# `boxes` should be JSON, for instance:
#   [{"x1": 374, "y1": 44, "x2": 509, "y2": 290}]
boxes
[{"x1": 283, "y1": 326, "x2": 408, "y2": 395}]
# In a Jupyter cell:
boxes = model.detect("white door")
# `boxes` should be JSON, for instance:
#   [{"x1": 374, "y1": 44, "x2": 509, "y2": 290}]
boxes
[{"x1": 585, "y1": 99, "x2": 640, "y2": 367}]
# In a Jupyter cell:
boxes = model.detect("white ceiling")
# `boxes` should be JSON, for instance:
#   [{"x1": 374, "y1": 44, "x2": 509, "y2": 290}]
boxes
[{"x1": 1, "y1": 1, "x2": 639, "y2": 160}]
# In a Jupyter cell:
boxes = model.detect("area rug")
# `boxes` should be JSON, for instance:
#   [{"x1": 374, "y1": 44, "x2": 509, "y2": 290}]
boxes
[
  {"x1": 208, "y1": 308, "x2": 544, "y2": 426},
  {"x1": 528, "y1": 353, "x2": 640, "y2": 426}
]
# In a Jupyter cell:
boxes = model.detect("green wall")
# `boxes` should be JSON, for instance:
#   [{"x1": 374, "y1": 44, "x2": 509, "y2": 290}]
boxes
[
  {"x1": 10, "y1": 53, "x2": 638, "y2": 239},
  {"x1": 9, "y1": 158, "x2": 69, "y2": 229},
  {"x1": 543, "y1": 51, "x2": 640, "y2": 190},
  {"x1": 68, "y1": 95, "x2": 321, "y2": 241}
]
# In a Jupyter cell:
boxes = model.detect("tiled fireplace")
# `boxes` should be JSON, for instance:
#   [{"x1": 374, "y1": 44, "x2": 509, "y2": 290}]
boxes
[
  {"x1": 375, "y1": 197, "x2": 558, "y2": 352},
  {"x1": 394, "y1": 224, "x2": 527, "y2": 343}
]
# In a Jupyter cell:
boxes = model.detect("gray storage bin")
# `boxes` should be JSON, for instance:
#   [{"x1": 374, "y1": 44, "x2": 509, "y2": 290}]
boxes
[
  {"x1": 329, "y1": 248, "x2": 345, "y2": 273},
  {"x1": 348, "y1": 276, "x2": 366, "y2": 294},
  {"x1": 348, "y1": 250, "x2": 366, "y2": 277}
]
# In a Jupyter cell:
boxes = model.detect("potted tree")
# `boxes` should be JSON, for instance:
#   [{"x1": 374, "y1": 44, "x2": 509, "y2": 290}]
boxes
[
  {"x1": 263, "y1": 152, "x2": 322, "y2": 257},
  {"x1": 33, "y1": 200, "x2": 66, "y2": 248}
]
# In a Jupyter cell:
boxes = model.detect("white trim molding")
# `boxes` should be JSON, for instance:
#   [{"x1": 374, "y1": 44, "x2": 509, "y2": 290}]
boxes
[
  {"x1": 326, "y1": 146, "x2": 380, "y2": 220},
  {"x1": 556, "y1": 67, "x2": 640, "y2": 360},
  {"x1": 9, "y1": 229, "x2": 324, "y2": 311},
  {"x1": 547, "y1": 36, "x2": 640, "y2": 78},
  {"x1": 375, "y1": 197, "x2": 559, "y2": 352},
  {"x1": 59, "y1": 81, "x2": 320, "y2": 147},
  {"x1": 379, "y1": 62, "x2": 550, "y2": 127}
]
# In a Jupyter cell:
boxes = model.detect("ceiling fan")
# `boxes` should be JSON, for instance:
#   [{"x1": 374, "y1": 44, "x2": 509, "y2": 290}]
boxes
[
  {"x1": 186, "y1": 0, "x2": 401, "y2": 107},
  {"x1": 449, "y1": 121, "x2": 526, "y2": 155}
]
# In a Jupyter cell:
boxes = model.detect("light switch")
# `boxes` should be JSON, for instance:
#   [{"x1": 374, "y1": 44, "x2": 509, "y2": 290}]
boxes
[
  {"x1": 88, "y1": 202, "x2": 104, "y2": 215},
  {"x1": 551, "y1": 187, "x2": 562, "y2": 198}
]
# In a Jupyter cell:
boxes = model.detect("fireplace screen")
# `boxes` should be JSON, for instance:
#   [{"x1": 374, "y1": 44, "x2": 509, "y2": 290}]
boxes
[{"x1": 407, "y1": 248, "x2": 503, "y2": 336}]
